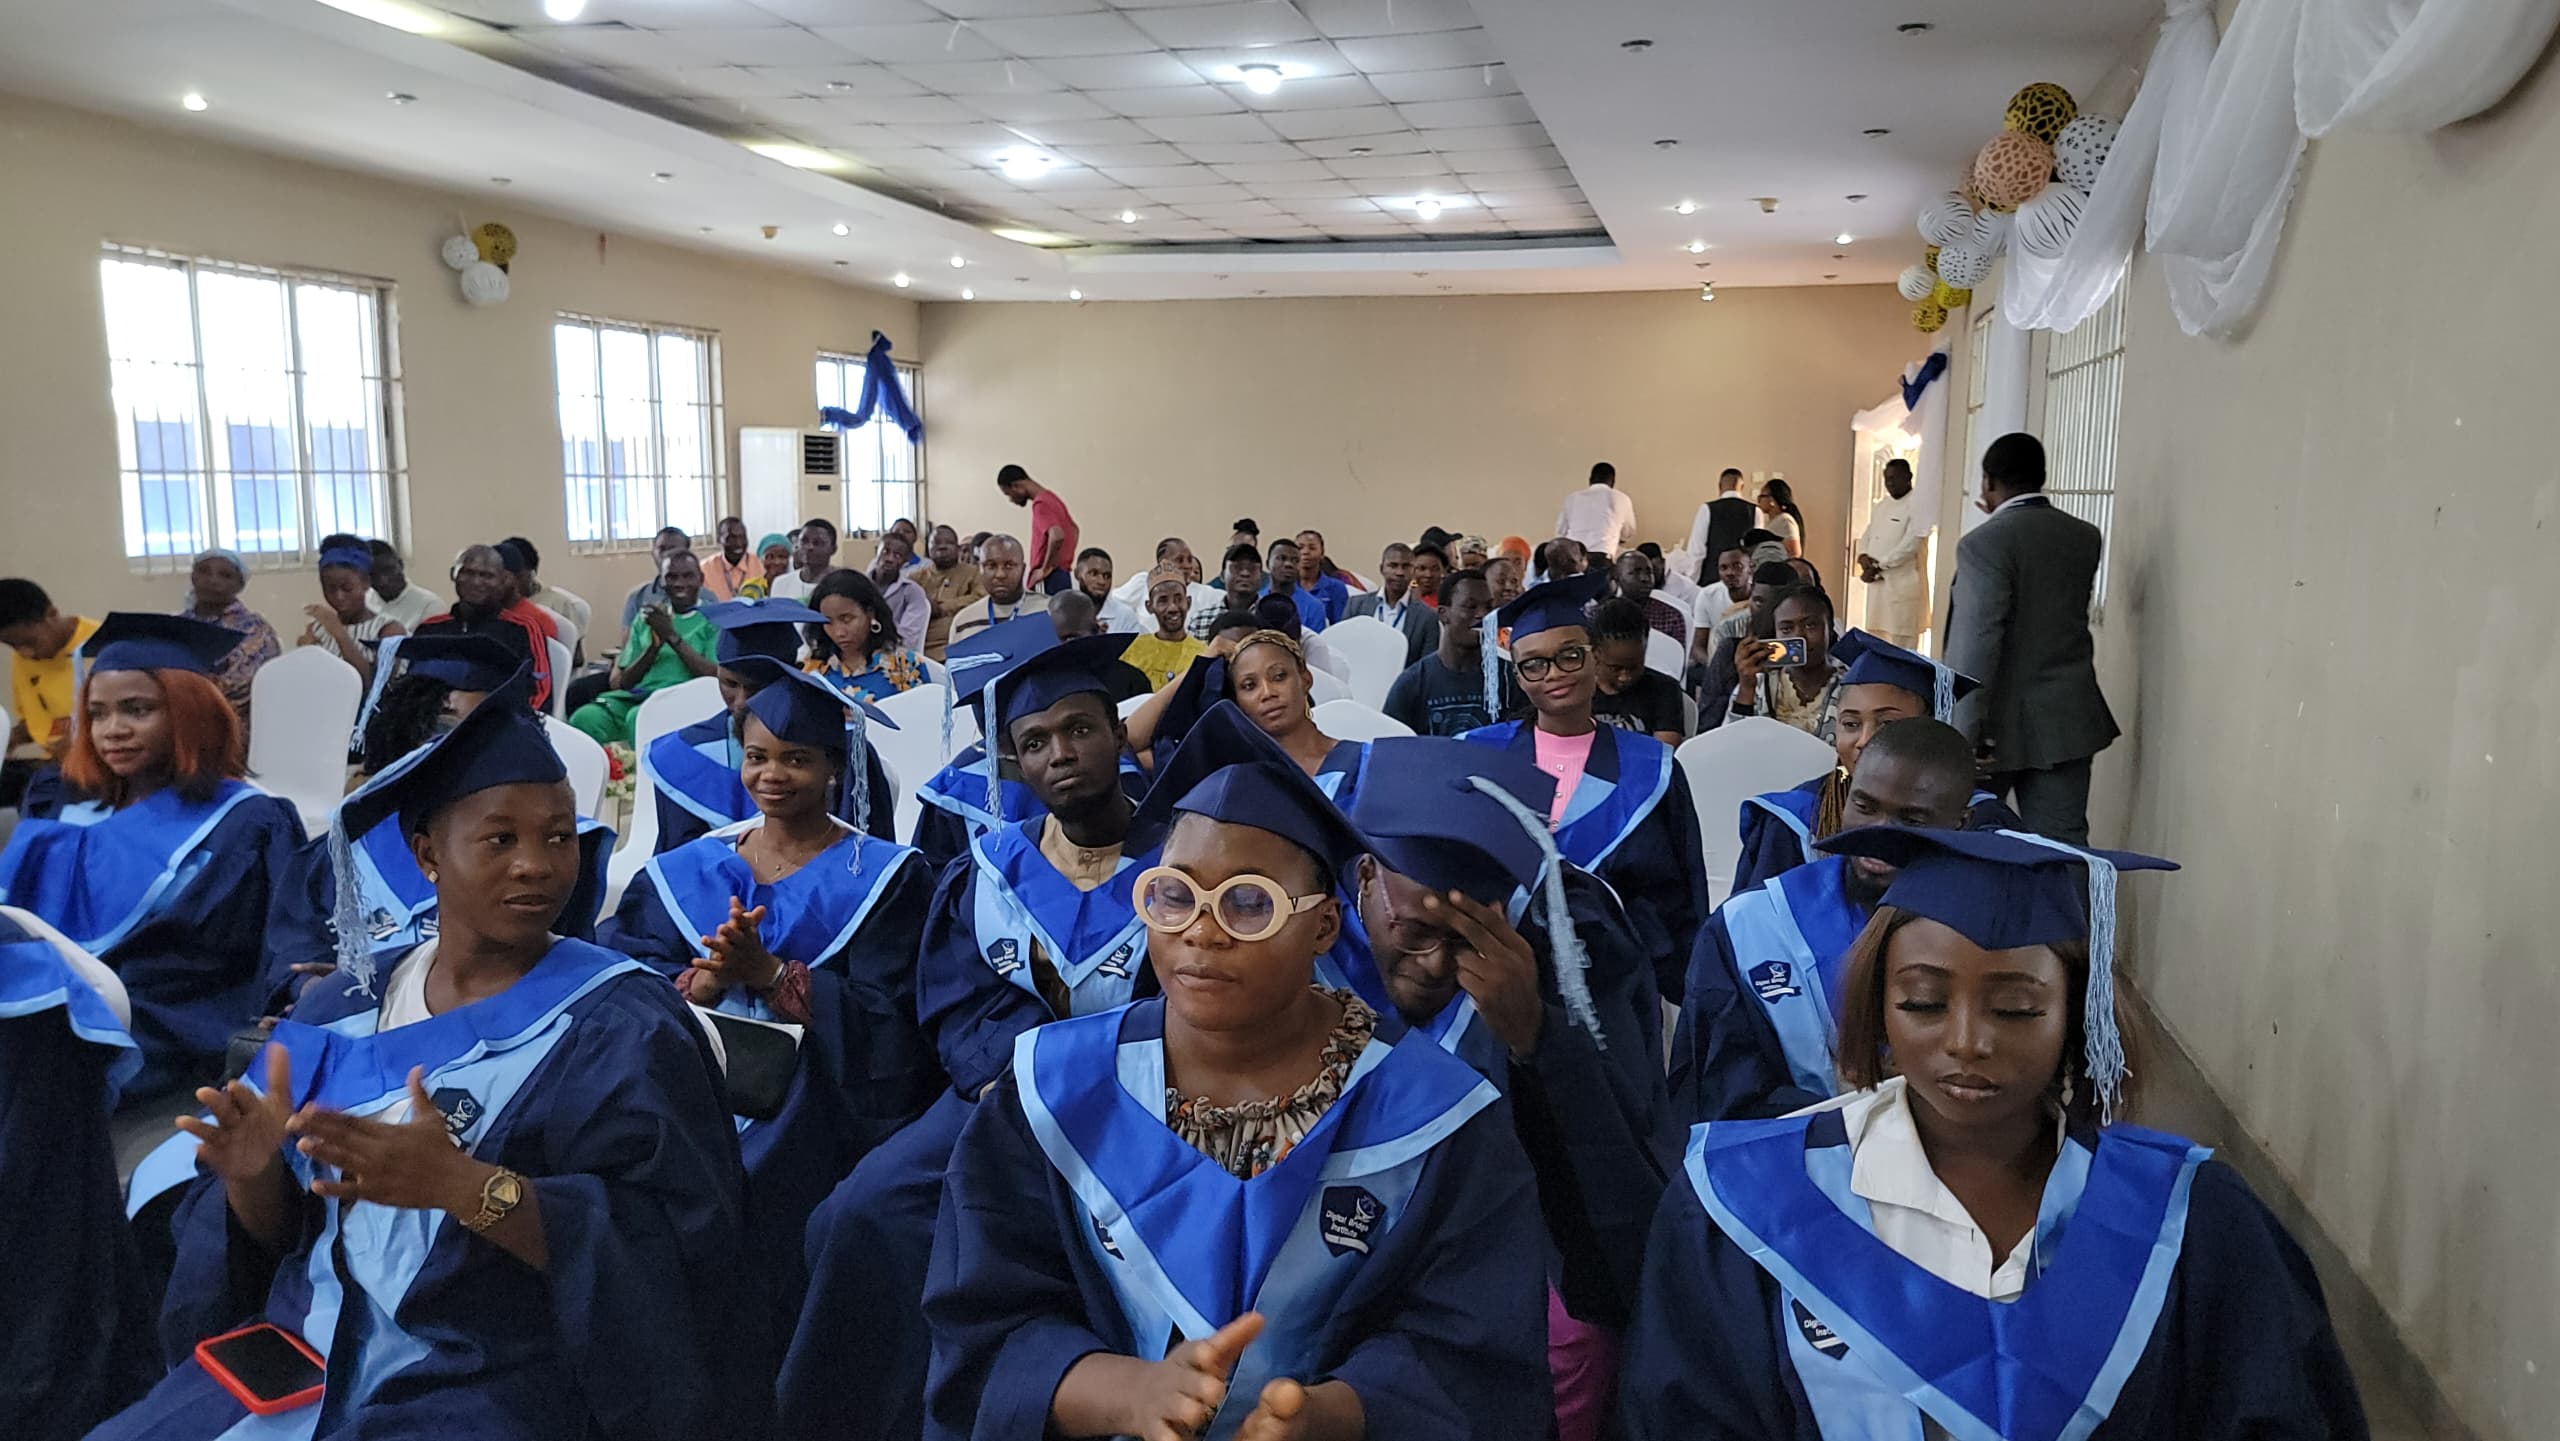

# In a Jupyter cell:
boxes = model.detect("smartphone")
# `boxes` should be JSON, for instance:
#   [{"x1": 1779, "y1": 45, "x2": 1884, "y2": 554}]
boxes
[
  {"x1": 1771, "y1": 637, "x2": 1809, "y2": 669},
  {"x1": 196, "y1": 1323, "x2": 325, "y2": 1415}
]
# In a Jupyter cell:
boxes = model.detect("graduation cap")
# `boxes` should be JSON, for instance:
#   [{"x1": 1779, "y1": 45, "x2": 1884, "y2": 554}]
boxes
[
  {"x1": 700, "y1": 597, "x2": 823, "y2": 668},
  {"x1": 81, "y1": 612, "x2": 244, "y2": 676},
  {"x1": 394, "y1": 634, "x2": 520, "y2": 694},
  {"x1": 1481, "y1": 570, "x2": 1608, "y2": 714},
  {"x1": 723, "y1": 656, "x2": 897, "y2": 837},
  {"x1": 1816, "y1": 825, "x2": 2179, "y2": 1118},
  {"x1": 1832, "y1": 630, "x2": 1979, "y2": 723},
  {"x1": 1347, "y1": 737, "x2": 1605, "y2": 1046},
  {"x1": 1134, "y1": 701, "x2": 1367, "y2": 886},
  {"x1": 939, "y1": 614, "x2": 1063, "y2": 807},
  {"x1": 329, "y1": 670, "x2": 564, "y2": 993}
]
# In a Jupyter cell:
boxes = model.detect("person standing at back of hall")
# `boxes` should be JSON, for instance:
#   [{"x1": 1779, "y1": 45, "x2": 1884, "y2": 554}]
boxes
[
  {"x1": 1857, "y1": 457, "x2": 1932, "y2": 650},
  {"x1": 997, "y1": 463, "x2": 1079, "y2": 595},
  {"x1": 1556, "y1": 460, "x2": 1638, "y2": 560},
  {"x1": 1684, "y1": 467, "x2": 1760, "y2": 584},
  {"x1": 1945, "y1": 432, "x2": 2118, "y2": 846}
]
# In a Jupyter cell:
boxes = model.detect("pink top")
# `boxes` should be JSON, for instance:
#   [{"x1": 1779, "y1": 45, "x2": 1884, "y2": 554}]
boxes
[
  {"x1": 1028, "y1": 490, "x2": 1079, "y2": 574},
  {"x1": 1531, "y1": 727, "x2": 1597, "y2": 827}
]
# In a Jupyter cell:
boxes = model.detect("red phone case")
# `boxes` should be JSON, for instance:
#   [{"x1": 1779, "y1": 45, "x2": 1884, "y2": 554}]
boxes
[{"x1": 195, "y1": 1323, "x2": 326, "y2": 1416}]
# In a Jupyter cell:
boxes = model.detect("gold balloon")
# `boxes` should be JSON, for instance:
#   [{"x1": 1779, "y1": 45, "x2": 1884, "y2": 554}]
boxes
[
  {"x1": 1923, "y1": 243, "x2": 1941, "y2": 272},
  {"x1": 1931, "y1": 280, "x2": 1973, "y2": 310},
  {"x1": 1913, "y1": 301, "x2": 1949, "y2": 334},
  {"x1": 472, "y1": 221, "x2": 518, "y2": 268},
  {"x1": 2005, "y1": 82, "x2": 2079, "y2": 142}
]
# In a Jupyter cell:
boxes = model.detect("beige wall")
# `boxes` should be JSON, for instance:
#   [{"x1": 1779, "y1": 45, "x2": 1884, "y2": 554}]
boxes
[
  {"x1": 2014, "y1": 21, "x2": 2560, "y2": 1438},
  {"x1": 916, "y1": 286, "x2": 1917, "y2": 583},
  {"x1": 0, "y1": 94, "x2": 913, "y2": 637}
]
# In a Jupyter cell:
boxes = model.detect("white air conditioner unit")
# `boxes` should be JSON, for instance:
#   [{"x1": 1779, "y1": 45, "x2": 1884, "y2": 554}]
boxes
[{"x1": 740, "y1": 427, "x2": 841, "y2": 541}]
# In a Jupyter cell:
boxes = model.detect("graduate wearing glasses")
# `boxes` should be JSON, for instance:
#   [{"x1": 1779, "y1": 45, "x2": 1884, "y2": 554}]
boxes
[
  {"x1": 1459, "y1": 574, "x2": 1708, "y2": 1002},
  {"x1": 1622, "y1": 829, "x2": 2367, "y2": 1441},
  {"x1": 924, "y1": 702, "x2": 1551, "y2": 1441}
]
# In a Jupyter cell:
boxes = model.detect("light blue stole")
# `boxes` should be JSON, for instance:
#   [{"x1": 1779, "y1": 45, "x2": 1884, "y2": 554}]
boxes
[
  {"x1": 0, "y1": 780, "x2": 266, "y2": 953},
  {"x1": 967, "y1": 823, "x2": 1153, "y2": 1017},
  {"x1": 643, "y1": 819, "x2": 910, "y2": 1014},
  {"x1": 1463, "y1": 723, "x2": 1673, "y2": 871},
  {"x1": 642, "y1": 719, "x2": 749, "y2": 830},
  {"x1": 1715, "y1": 855, "x2": 1871, "y2": 1100},
  {"x1": 0, "y1": 919, "x2": 139, "y2": 1097}
]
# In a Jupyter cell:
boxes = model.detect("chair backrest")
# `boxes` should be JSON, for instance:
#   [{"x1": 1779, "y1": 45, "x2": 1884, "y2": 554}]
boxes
[
  {"x1": 551, "y1": 615, "x2": 582, "y2": 665},
  {"x1": 1674, "y1": 718, "x2": 1840, "y2": 909},
  {"x1": 1644, "y1": 628, "x2": 1685, "y2": 678},
  {"x1": 603, "y1": 676, "x2": 731, "y2": 913},
  {"x1": 1311, "y1": 698, "x2": 1413, "y2": 742},
  {"x1": 246, "y1": 646, "x2": 364, "y2": 837},
  {"x1": 543, "y1": 714, "x2": 610, "y2": 816},
  {"x1": 869, "y1": 684, "x2": 965, "y2": 844},
  {"x1": 1303, "y1": 633, "x2": 1350, "y2": 681},
  {"x1": 1117, "y1": 693, "x2": 1150, "y2": 719},
  {"x1": 545, "y1": 639, "x2": 572, "y2": 717},
  {"x1": 1319, "y1": 615, "x2": 1409, "y2": 711},
  {"x1": 1306, "y1": 666, "x2": 1352, "y2": 706}
]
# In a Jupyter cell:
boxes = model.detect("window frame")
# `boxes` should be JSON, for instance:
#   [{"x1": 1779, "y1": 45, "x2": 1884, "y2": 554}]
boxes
[
  {"x1": 553, "y1": 312, "x2": 727, "y2": 554},
  {"x1": 2039, "y1": 288, "x2": 2127, "y2": 618},
  {"x1": 97, "y1": 243, "x2": 408, "y2": 576},
  {"x1": 815, "y1": 351, "x2": 926, "y2": 538}
]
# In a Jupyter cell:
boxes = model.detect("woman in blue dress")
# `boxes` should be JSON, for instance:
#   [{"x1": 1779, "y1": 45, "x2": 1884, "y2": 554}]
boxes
[
  {"x1": 92, "y1": 672, "x2": 757, "y2": 1441},
  {"x1": 1622, "y1": 827, "x2": 2368, "y2": 1440},
  {"x1": 0, "y1": 613, "x2": 303, "y2": 1101}
]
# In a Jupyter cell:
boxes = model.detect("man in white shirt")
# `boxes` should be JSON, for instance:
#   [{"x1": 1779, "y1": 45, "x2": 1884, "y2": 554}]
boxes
[
  {"x1": 1553, "y1": 461, "x2": 1638, "y2": 558},
  {"x1": 1341, "y1": 541, "x2": 1441, "y2": 666},
  {"x1": 365, "y1": 540, "x2": 442, "y2": 632},
  {"x1": 1683, "y1": 468, "x2": 1760, "y2": 583},
  {"x1": 948, "y1": 533, "x2": 1051, "y2": 644},
  {"x1": 1857, "y1": 457, "x2": 1933, "y2": 650}
]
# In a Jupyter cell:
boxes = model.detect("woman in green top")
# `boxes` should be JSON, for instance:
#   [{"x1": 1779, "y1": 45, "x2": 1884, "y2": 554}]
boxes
[{"x1": 567, "y1": 551, "x2": 716, "y2": 744}]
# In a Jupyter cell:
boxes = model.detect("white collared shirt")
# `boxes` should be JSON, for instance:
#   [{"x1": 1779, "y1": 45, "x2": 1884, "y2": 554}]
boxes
[
  {"x1": 1989, "y1": 492, "x2": 2049, "y2": 518},
  {"x1": 1555, "y1": 483, "x2": 1638, "y2": 554},
  {"x1": 1800, "y1": 1077, "x2": 2059, "y2": 1300}
]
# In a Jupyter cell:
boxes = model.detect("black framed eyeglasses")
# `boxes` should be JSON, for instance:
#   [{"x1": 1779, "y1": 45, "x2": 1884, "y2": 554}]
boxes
[{"x1": 1514, "y1": 644, "x2": 1593, "y2": 682}]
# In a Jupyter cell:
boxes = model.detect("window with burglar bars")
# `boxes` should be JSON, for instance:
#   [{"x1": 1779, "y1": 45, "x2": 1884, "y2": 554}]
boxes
[
  {"x1": 554, "y1": 314, "x2": 724, "y2": 549},
  {"x1": 815, "y1": 353, "x2": 924, "y2": 536},
  {"x1": 2042, "y1": 288, "x2": 2126, "y2": 615},
  {"x1": 99, "y1": 246, "x2": 406, "y2": 573}
]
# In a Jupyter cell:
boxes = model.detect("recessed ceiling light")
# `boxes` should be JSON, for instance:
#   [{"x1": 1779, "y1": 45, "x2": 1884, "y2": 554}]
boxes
[
  {"x1": 1834, "y1": 252, "x2": 1847, "y2": 259},
  {"x1": 833, "y1": 260, "x2": 848, "y2": 267},
  {"x1": 831, "y1": 222, "x2": 849, "y2": 236},
  {"x1": 490, "y1": 176, "x2": 512, "y2": 185},
  {"x1": 1673, "y1": 200, "x2": 1697, "y2": 215},
  {"x1": 1845, "y1": 193, "x2": 1868, "y2": 202},
  {"x1": 1835, "y1": 232, "x2": 1855, "y2": 245},
  {"x1": 698, "y1": 226, "x2": 713, "y2": 233},
  {"x1": 1620, "y1": 38, "x2": 1654, "y2": 52},
  {"x1": 950, "y1": 255, "x2": 966, "y2": 268},
  {"x1": 1862, "y1": 127, "x2": 1891, "y2": 137},
  {"x1": 1347, "y1": 146, "x2": 1373, "y2": 156},
  {"x1": 826, "y1": 79, "x2": 858, "y2": 92},
  {"x1": 652, "y1": 171, "x2": 674, "y2": 182},
  {"x1": 313, "y1": 0, "x2": 444, "y2": 34},
  {"x1": 1897, "y1": 22, "x2": 1934, "y2": 35},
  {"x1": 1415, "y1": 197, "x2": 1443, "y2": 221},
  {"x1": 1699, "y1": 283, "x2": 1716, "y2": 301},
  {"x1": 990, "y1": 227, "x2": 1075, "y2": 247},
  {"x1": 996, "y1": 147, "x2": 1056, "y2": 181},
  {"x1": 544, "y1": 0, "x2": 587, "y2": 18},
  {"x1": 180, "y1": 91, "x2": 208, "y2": 112},
  {"x1": 1118, "y1": 209, "x2": 1139, "y2": 224},
  {"x1": 744, "y1": 141, "x2": 846, "y2": 171},
  {"x1": 961, "y1": 288, "x2": 975, "y2": 300},
  {"x1": 1068, "y1": 288, "x2": 1083, "y2": 300},
  {"x1": 1653, "y1": 137, "x2": 1679, "y2": 149},
  {"x1": 1685, "y1": 239, "x2": 1707, "y2": 253},
  {"x1": 1756, "y1": 197, "x2": 1780, "y2": 213},
  {"x1": 1237, "y1": 64, "x2": 1285, "y2": 96},
  {"x1": 386, "y1": 91, "x2": 416, "y2": 104},
  {"x1": 893, "y1": 273, "x2": 912, "y2": 288},
  {"x1": 1824, "y1": 273, "x2": 1839, "y2": 279}
]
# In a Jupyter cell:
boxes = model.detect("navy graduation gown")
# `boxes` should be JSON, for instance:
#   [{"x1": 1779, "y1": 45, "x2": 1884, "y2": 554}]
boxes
[
  {"x1": 0, "y1": 781, "x2": 304, "y2": 1098},
  {"x1": 1670, "y1": 854, "x2": 1873, "y2": 1124},
  {"x1": 1332, "y1": 866, "x2": 1677, "y2": 1326},
  {"x1": 1620, "y1": 1111, "x2": 2368, "y2": 1441},
  {"x1": 1460, "y1": 722, "x2": 1706, "y2": 1002},
  {"x1": 910, "y1": 744, "x2": 1151, "y2": 876},
  {"x1": 1732, "y1": 774, "x2": 2024, "y2": 896},
  {"x1": 96, "y1": 939, "x2": 759, "y2": 1441},
  {"x1": 596, "y1": 820, "x2": 940, "y2": 1338},
  {"x1": 0, "y1": 920, "x2": 157, "y2": 1441},
  {"x1": 645, "y1": 713, "x2": 896, "y2": 854},
  {"x1": 923, "y1": 999, "x2": 1552, "y2": 1441}
]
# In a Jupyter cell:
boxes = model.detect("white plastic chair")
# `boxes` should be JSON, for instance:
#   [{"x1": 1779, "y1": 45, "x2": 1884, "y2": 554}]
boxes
[
  {"x1": 543, "y1": 715, "x2": 608, "y2": 817},
  {"x1": 551, "y1": 615, "x2": 582, "y2": 668},
  {"x1": 546, "y1": 639, "x2": 573, "y2": 718},
  {"x1": 246, "y1": 646, "x2": 363, "y2": 837},
  {"x1": 1644, "y1": 629, "x2": 1685, "y2": 679},
  {"x1": 1311, "y1": 698, "x2": 1413, "y2": 742},
  {"x1": 1319, "y1": 615, "x2": 1409, "y2": 711},
  {"x1": 604, "y1": 675, "x2": 727, "y2": 912},
  {"x1": 1303, "y1": 633, "x2": 1350, "y2": 682},
  {"x1": 1117, "y1": 693, "x2": 1150, "y2": 720},
  {"x1": 869, "y1": 684, "x2": 962, "y2": 845},
  {"x1": 1306, "y1": 667, "x2": 1352, "y2": 706},
  {"x1": 1674, "y1": 718, "x2": 1840, "y2": 908}
]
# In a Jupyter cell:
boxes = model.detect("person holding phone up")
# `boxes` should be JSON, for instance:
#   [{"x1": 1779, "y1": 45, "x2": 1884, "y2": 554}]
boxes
[{"x1": 1724, "y1": 585, "x2": 1845, "y2": 739}]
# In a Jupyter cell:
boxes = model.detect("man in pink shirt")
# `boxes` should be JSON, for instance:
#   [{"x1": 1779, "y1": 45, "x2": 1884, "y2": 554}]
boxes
[{"x1": 997, "y1": 463, "x2": 1079, "y2": 595}]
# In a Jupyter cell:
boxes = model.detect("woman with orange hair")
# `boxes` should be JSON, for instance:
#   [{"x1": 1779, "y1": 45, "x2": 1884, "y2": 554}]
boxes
[{"x1": 0, "y1": 614, "x2": 303, "y2": 1100}]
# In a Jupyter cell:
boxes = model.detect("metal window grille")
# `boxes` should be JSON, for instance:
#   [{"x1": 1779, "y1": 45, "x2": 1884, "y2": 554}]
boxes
[
  {"x1": 815, "y1": 353, "x2": 924, "y2": 536},
  {"x1": 98, "y1": 245, "x2": 406, "y2": 573},
  {"x1": 554, "y1": 314, "x2": 725, "y2": 549},
  {"x1": 2041, "y1": 288, "x2": 2126, "y2": 613}
]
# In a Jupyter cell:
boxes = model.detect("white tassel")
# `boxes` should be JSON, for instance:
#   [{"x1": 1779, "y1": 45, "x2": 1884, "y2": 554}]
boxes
[
  {"x1": 1465, "y1": 777, "x2": 1603, "y2": 1048},
  {"x1": 2003, "y1": 830, "x2": 2126, "y2": 1121},
  {"x1": 1932, "y1": 658, "x2": 1955, "y2": 723},
  {"x1": 843, "y1": 704, "x2": 869, "y2": 874},
  {"x1": 1478, "y1": 612, "x2": 1501, "y2": 720},
  {"x1": 328, "y1": 807, "x2": 376, "y2": 998}
]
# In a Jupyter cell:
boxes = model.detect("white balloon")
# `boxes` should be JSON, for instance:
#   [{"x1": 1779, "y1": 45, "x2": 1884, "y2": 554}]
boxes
[
  {"x1": 459, "y1": 261, "x2": 511, "y2": 307},
  {"x1": 1969, "y1": 207, "x2": 2012, "y2": 257},
  {"x1": 1936, "y1": 242, "x2": 1992, "y2": 290},
  {"x1": 1897, "y1": 265, "x2": 1938, "y2": 301},
  {"x1": 439, "y1": 233, "x2": 478, "y2": 272},
  {"x1": 1918, "y1": 191, "x2": 1974, "y2": 248},
  {"x1": 2014, "y1": 185, "x2": 2089, "y2": 260},
  {"x1": 2052, "y1": 114, "x2": 2119, "y2": 192}
]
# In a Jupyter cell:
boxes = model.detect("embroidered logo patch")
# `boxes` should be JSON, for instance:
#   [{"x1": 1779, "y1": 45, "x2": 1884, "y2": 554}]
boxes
[
  {"x1": 1097, "y1": 942, "x2": 1134, "y2": 980},
  {"x1": 429, "y1": 1087, "x2": 482, "y2": 1139},
  {"x1": 987, "y1": 938, "x2": 1022, "y2": 976},
  {"x1": 1319, "y1": 1186, "x2": 1384, "y2": 1258},
  {"x1": 1790, "y1": 1299, "x2": 1849, "y2": 1358},
  {"x1": 1090, "y1": 1214, "x2": 1125, "y2": 1261},
  {"x1": 1749, "y1": 960, "x2": 1801, "y2": 1002}
]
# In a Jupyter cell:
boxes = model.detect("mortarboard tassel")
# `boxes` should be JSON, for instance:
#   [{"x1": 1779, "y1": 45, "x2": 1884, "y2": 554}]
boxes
[
  {"x1": 842, "y1": 702, "x2": 869, "y2": 875},
  {"x1": 2005, "y1": 829, "x2": 2126, "y2": 1120},
  {"x1": 1465, "y1": 776, "x2": 1604, "y2": 1049},
  {"x1": 1931, "y1": 658, "x2": 1955, "y2": 724},
  {"x1": 327, "y1": 805, "x2": 377, "y2": 999},
  {"x1": 1479, "y1": 611, "x2": 1502, "y2": 720}
]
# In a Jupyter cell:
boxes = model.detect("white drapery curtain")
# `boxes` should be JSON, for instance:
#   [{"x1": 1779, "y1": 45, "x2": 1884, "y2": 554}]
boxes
[
  {"x1": 2148, "y1": 0, "x2": 2308, "y2": 339},
  {"x1": 2296, "y1": 0, "x2": 2560, "y2": 135}
]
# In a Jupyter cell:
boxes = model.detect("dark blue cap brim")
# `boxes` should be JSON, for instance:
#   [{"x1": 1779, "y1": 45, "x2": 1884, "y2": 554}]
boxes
[
  {"x1": 1134, "y1": 702, "x2": 1367, "y2": 877},
  {"x1": 1494, "y1": 571, "x2": 1608, "y2": 641},
  {"x1": 1348, "y1": 737, "x2": 1555, "y2": 901},
  {"x1": 81, "y1": 612, "x2": 245, "y2": 676},
  {"x1": 338, "y1": 670, "x2": 567, "y2": 838},
  {"x1": 1816, "y1": 825, "x2": 2175, "y2": 951}
]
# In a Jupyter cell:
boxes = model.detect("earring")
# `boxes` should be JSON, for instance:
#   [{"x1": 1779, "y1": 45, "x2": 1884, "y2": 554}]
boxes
[
  {"x1": 424, "y1": 868, "x2": 438, "y2": 884},
  {"x1": 2058, "y1": 1070, "x2": 2076, "y2": 1109}
]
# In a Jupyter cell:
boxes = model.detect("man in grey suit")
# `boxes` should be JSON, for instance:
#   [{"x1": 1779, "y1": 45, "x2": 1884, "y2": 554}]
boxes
[
  {"x1": 1341, "y1": 540, "x2": 1442, "y2": 666},
  {"x1": 1945, "y1": 432, "x2": 2119, "y2": 845}
]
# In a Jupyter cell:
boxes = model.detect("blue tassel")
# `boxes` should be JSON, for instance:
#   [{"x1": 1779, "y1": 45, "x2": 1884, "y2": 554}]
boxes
[
  {"x1": 979, "y1": 674, "x2": 1003, "y2": 820},
  {"x1": 327, "y1": 805, "x2": 375, "y2": 999},
  {"x1": 1465, "y1": 777, "x2": 1603, "y2": 1048},
  {"x1": 843, "y1": 704, "x2": 869, "y2": 875},
  {"x1": 2004, "y1": 830, "x2": 2126, "y2": 1121}
]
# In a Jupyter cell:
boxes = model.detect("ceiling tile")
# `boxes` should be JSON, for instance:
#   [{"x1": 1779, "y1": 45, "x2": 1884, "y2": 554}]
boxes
[
  {"x1": 814, "y1": 92, "x2": 989, "y2": 122},
  {"x1": 1133, "y1": 111, "x2": 1279, "y2": 144},
  {"x1": 537, "y1": 27, "x2": 704, "y2": 67},
  {"x1": 1395, "y1": 95, "x2": 1535, "y2": 129},
  {"x1": 928, "y1": 0, "x2": 1107, "y2": 15},
  {"x1": 1124, "y1": 2, "x2": 1319, "y2": 48},
  {"x1": 1174, "y1": 39, "x2": 1354, "y2": 84},
  {"x1": 963, "y1": 90, "x2": 1114, "y2": 122},
  {"x1": 1029, "y1": 52, "x2": 1203, "y2": 88},
  {"x1": 1151, "y1": 182, "x2": 1256, "y2": 204},
  {"x1": 1331, "y1": 28, "x2": 1494, "y2": 72},
  {"x1": 1179, "y1": 199, "x2": 1285, "y2": 218},
  {"x1": 892, "y1": 121, "x2": 1040, "y2": 149},
  {"x1": 1369, "y1": 64, "x2": 1515, "y2": 102},
  {"x1": 1420, "y1": 121, "x2": 1551, "y2": 152},
  {"x1": 897, "y1": 59, "x2": 1062, "y2": 92},
  {"x1": 1228, "y1": 74, "x2": 1383, "y2": 111},
  {"x1": 1436, "y1": 144, "x2": 1563, "y2": 171},
  {"x1": 1173, "y1": 140, "x2": 1300, "y2": 164},
  {"x1": 656, "y1": 64, "x2": 805, "y2": 97},
  {"x1": 1251, "y1": 176, "x2": 1358, "y2": 197},
  {"x1": 1453, "y1": 166, "x2": 1576, "y2": 192},
  {"x1": 1009, "y1": 116, "x2": 1154, "y2": 143},
  {"x1": 967, "y1": 11, "x2": 1159, "y2": 56},
  {"x1": 590, "y1": 0, "x2": 814, "y2": 22},
  {"x1": 811, "y1": 21, "x2": 1005, "y2": 61},
  {"x1": 1212, "y1": 159, "x2": 1333, "y2": 182},
  {"x1": 1294, "y1": 131, "x2": 1429, "y2": 158},
  {"x1": 654, "y1": 25, "x2": 852, "y2": 65},
  {"x1": 1056, "y1": 141, "x2": 1189, "y2": 167},
  {"x1": 740, "y1": 0, "x2": 942, "y2": 24},
  {"x1": 1324, "y1": 152, "x2": 1452, "y2": 178},
  {"x1": 1300, "y1": 195, "x2": 1386, "y2": 216},
  {"x1": 1261, "y1": 105, "x2": 1401, "y2": 140},
  {"x1": 739, "y1": 95, "x2": 868, "y2": 125},
  {"x1": 1088, "y1": 85, "x2": 1244, "y2": 117},
  {"x1": 1100, "y1": 163, "x2": 1217, "y2": 187},
  {"x1": 1296, "y1": 0, "x2": 1478, "y2": 38},
  {"x1": 748, "y1": 63, "x2": 930, "y2": 95}
]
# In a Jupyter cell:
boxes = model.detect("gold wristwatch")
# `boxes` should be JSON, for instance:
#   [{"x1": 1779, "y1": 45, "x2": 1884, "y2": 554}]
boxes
[{"x1": 463, "y1": 1167, "x2": 526, "y2": 1234}]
